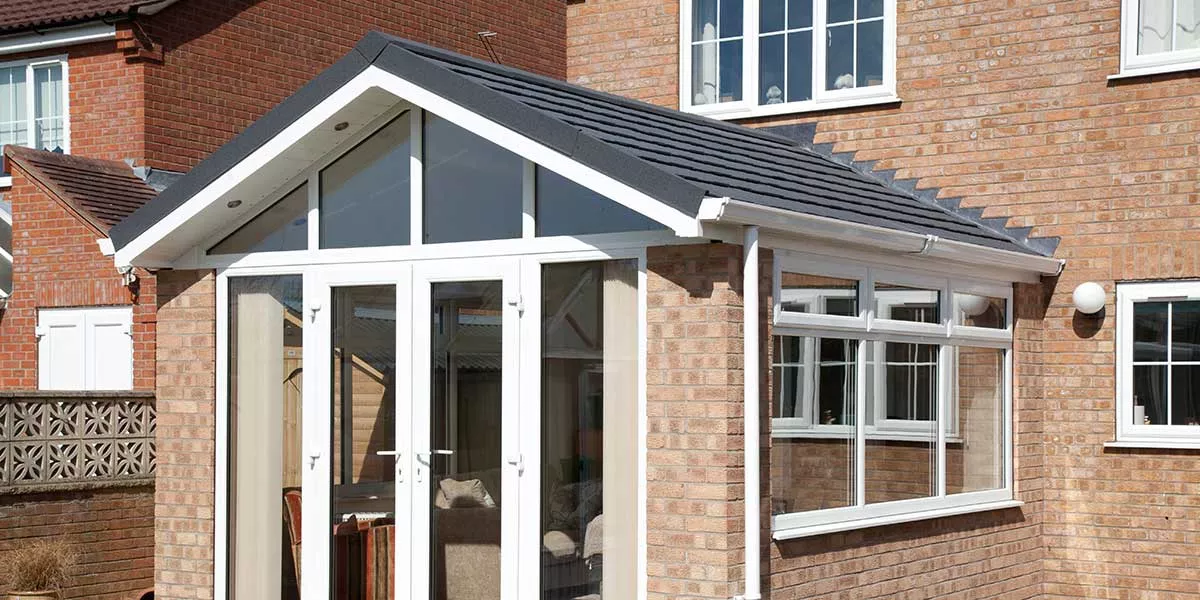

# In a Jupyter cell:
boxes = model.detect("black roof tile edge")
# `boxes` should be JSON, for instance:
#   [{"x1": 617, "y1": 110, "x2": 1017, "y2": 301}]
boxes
[{"x1": 763, "y1": 123, "x2": 1061, "y2": 257}]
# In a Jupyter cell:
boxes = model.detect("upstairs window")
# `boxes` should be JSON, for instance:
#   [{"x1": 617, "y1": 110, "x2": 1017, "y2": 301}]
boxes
[
  {"x1": 683, "y1": 0, "x2": 897, "y2": 119},
  {"x1": 0, "y1": 58, "x2": 67, "y2": 182},
  {"x1": 1120, "y1": 0, "x2": 1200, "y2": 76}
]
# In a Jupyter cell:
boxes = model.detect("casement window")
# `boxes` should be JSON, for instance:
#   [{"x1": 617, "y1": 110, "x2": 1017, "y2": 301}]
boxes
[
  {"x1": 1115, "y1": 281, "x2": 1200, "y2": 447},
  {"x1": 681, "y1": 0, "x2": 898, "y2": 120},
  {"x1": 770, "y1": 252, "x2": 1014, "y2": 537},
  {"x1": 0, "y1": 201, "x2": 11, "y2": 297},
  {"x1": 37, "y1": 307, "x2": 133, "y2": 391},
  {"x1": 0, "y1": 57, "x2": 68, "y2": 183},
  {"x1": 1119, "y1": 0, "x2": 1200, "y2": 77}
]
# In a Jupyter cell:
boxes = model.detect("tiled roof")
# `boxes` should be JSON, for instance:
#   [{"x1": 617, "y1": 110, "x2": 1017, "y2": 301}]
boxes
[
  {"x1": 4, "y1": 146, "x2": 159, "y2": 232},
  {"x1": 0, "y1": 0, "x2": 150, "y2": 33}
]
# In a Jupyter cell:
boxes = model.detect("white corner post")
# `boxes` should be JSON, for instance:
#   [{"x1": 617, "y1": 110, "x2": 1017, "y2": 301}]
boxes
[{"x1": 740, "y1": 225, "x2": 762, "y2": 600}]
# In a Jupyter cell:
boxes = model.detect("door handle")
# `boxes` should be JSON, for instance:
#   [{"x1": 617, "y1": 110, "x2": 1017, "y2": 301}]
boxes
[
  {"x1": 416, "y1": 449, "x2": 454, "y2": 463},
  {"x1": 375, "y1": 450, "x2": 401, "y2": 457}
]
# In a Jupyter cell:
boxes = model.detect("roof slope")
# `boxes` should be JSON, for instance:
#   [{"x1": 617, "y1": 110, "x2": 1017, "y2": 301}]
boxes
[
  {"x1": 0, "y1": 0, "x2": 160, "y2": 33},
  {"x1": 111, "y1": 31, "x2": 1049, "y2": 257},
  {"x1": 5, "y1": 146, "x2": 158, "y2": 232}
]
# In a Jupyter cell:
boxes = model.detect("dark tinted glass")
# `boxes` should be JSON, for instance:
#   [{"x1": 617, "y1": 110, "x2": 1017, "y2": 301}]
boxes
[
  {"x1": 535, "y1": 167, "x2": 661, "y2": 236},
  {"x1": 1171, "y1": 301, "x2": 1200, "y2": 361},
  {"x1": 788, "y1": 0, "x2": 814, "y2": 28},
  {"x1": 1133, "y1": 302, "x2": 1168, "y2": 362},
  {"x1": 787, "y1": 30, "x2": 813, "y2": 101},
  {"x1": 210, "y1": 184, "x2": 308, "y2": 254},
  {"x1": 423, "y1": 113, "x2": 523, "y2": 244},
  {"x1": 856, "y1": 19, "x2": 885, "y2": 87},
  {"x1": 320, "y1": 113, "x2": 411, "y2": 249}
]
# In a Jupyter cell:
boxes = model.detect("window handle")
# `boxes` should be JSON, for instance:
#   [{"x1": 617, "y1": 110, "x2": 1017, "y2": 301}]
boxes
[{"x1": 506, "y1": 454, "x2": 524, "y2": 475}]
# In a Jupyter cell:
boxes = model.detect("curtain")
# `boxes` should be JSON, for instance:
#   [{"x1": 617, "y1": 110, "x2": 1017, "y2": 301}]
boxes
[
  {"x1": 0, "y1": 66, "x2": 27, "y2": 150},
  {"x1": 601, "y1": 260, "x2": 638, "y2": 599},
  {"x1": 33, "y1": 64, "x2": 64, "y2": 152},
  {"x1": 1179, "y1": 0, "x2": 1200, "y2": 50}
]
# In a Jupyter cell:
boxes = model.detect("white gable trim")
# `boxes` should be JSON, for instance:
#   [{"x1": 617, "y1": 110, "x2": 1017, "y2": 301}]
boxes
[{"x1": 114, "y1": 66, "x2": 702, "y2": 267}]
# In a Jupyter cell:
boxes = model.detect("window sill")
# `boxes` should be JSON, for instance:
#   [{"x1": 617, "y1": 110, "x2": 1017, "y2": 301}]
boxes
[
  {"x1": 1109, "y1": 61, "x2": 1200, "y2": 80},
  {"x1": 772, "y1": 499, "x2": 1023, "y2": 540},
  {"x1": 687, "y1": 93, "x2": 901, "y2": 122},
  {"x1": 1104, "y1": 439, "x2": 1200, "y2": 450}
]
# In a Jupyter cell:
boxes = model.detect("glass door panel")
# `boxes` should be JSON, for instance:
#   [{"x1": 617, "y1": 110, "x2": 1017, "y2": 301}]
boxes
[{"x1": 329, "y1": 284, "x2": 399, "y2": 600}]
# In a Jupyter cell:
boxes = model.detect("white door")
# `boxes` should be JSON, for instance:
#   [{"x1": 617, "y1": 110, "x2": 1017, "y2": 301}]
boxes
[{"x1": 410, "y1": 258, "x2": 527, "y2": 600}]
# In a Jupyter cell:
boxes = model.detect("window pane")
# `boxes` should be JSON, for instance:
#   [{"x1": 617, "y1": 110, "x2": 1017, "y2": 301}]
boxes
[
  {"x1": 780, "y1": 272, "x2": 858, "y2": 316},
  {"x1": 320, "y1": 113, "x2": 411, "y2": 249},
  {"x1": 1179, "y1": 0, "x2": 1200, "y2": 50},
  {"x1": 210, "y1": 184, "x2": 308, "y2": 254},
  {"x1": 1133, "y1": 364, "x2": 1167, "y2": 425},
  {"x1": 761, "y1": 0, "x2": 786, "y2": 32},
  {"x1": 0, "y1": 66, "x2": 28, "y2": 152},
  {"x1": 1171, "y1": 365, "x2": 1200, "y2": 425},
  {"x1": 788, "y1": 0, "x2": 814, "y2": 29},
  {"x1": 719, "y1": 40, "x2": 744, "y2": 102},
  {"x1": 541, "y1": 260, "x2": 638, "y2": 599},
  {"x1": 535, "y1": 167, "x2": 662, "y2": 236},
  {"x1": 1133, "y1": 301, "x2": 1168, "y2": 362},
  {"x1": 876, "y1": 283, "x2": 940, "y2": 323},
  {"x1": 0, "y1": 256, "x2": 10, "y2": 296},
  {"x1": 955, "y1": 292, "x2": 1007, "y2": 329},
  {"x1": 826, "y1": 23, "x2": 855, "y2": 90},
  {"x1": 692, "y1": 43, "x2": 720, "y2": 104},
  {"x1": 857, "y1": 0, "x2": 883, "y2": 18},
  {"x1": 0, "y1": 215, "x2": 10, "y2": 250},
  {"x1": 33, "y1": 64, "x2": 64, "y2": 152},
  {"x1": 866, "y1": 342, "x2": 936, "y2": 504},
  {"x1": 720, "y1": 0, "x2": 744, "y2": 38},
  {"x1": 786, "y1": 30, "x2": 814, "y2": 102},
  {"x1": 856, "y1": 19, "x2": 885, "y2": 88},
  {"x1": 947, "y1": 347, "x2": 1003, "y2": 495},
  {"x1": 827, "y1": 0, "x2": 854, "y2": 23},
  {"x1": 423, "y1": 113, "x2": 523, "y2": 243},
  {"x1": 774, "y1": 335, "x2": 805, "y2": 418},
  {"x1": 1171, "y1": 300, "x2": 1200, "y2": 361},
  {"x1": 227, "y1": 276, "x2": 304, "y2": 600},
  {"x1": 694, "y1": 0, "x2": 719, "y2": 39},
  {"x1": 772, "y1": 336, "x2": 856, "y2": 514},
  {"x1": 1138, "y1": 0, "x2": 1173, "y2": 54},
  {"x1": 759, "y1": 34, "x2": 786, "y2": 104}
]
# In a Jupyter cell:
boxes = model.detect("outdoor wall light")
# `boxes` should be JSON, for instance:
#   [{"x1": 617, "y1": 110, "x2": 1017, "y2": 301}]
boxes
[
  {"x1": 957, "y1": 293, "x2": 991, "y2": 317},
  {"x1": 1072, "y1": 281, "x2": 1106, "y2": 314},
  {"x1": 226, "y1": 199, "x2": 243, "y2": 208},
  {"x1": 334, "y1": 121, "x2": 350, "y2": 131}
]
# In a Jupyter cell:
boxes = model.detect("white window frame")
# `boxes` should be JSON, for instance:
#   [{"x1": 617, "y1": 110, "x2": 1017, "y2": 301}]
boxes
[
  {"x1": 1116, "y1": 0, "x2": 1200, "y2": 78},
  {"x1": 0, "y1": 203, "x2": 11, "y2": 297},
  {"x1": 36, "y1": 306, "x2": 133, "y2": 391},
  {"x1": 679, "y1": 0, "x2": 899, "y2": 120},
  {"x1": 771, "y1": 251, "x2": 1016, "y2": 538},
  {"x1": 0, "y1": 55, "x2": 70, "y2": 187},
  {"x1": 1113, "y1": 280, "x2": 1200, "y2": 448}
]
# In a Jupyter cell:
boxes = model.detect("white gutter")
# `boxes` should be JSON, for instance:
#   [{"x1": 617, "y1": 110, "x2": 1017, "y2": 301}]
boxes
[
  {"x1": 0, "y1": 22, "x2": 116, "y2": 56},
  {"x1": 738, "y1": 225, "x2": 762, "y2": 600},
  {"x1": 699, "y1": 197, "x2": 1064, "y2": 276}
]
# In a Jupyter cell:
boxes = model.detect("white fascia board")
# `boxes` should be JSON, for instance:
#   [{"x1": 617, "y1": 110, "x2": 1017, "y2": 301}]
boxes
[
  {"x1": 0, "y1": 22, "x2": 116, "y2": 56},
  {"x1": 96, "y1": 238, "x2": 115, "y2": 257},
  {"x1": 699, "y1": 197, "x2": 1064, "y2": 279},
  {"x1": 117, "y1": 66, "x2": 702, "y2": 267}
]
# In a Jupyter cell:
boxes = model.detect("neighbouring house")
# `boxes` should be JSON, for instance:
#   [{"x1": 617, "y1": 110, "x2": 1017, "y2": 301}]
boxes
[
  {"x1": 0, "y1": 2, "x2": 566, "y2": 599},
  {"x1": 108, "y1": 30, "x2": 1062, "y2": 600}
]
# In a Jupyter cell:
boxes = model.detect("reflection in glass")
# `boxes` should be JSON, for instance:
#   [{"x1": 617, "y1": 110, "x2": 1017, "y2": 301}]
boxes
[
  {"x1": 779, "y1": 273, "x2": 858, "y2": 316},
  {"x1": 866, "y1": 342, "x2": 935, "y2": 504},
  {"x1": 719, "y1": 40, "x2": 744, "y2": 102},
  {"x1": 1134, "y1": 302, "x2": 1168, "y2": 361},
  {"x1": 227, "y1": 276, "x2": 304, "y2": 600},
  {"x1": 773, "y1": 434, "x2": 855, "y2": 514},
  {"x1": 955, "y1": 292, "x2": 1007, "y2": 329},
  {"x1": 1139, "y1": 0, "x2": 1200, "y2": 54},
  {"x1": 876, "y1": 283, "x2": 940, "y2": 323},
  {"x1": 535, "y1": 167, "x2": 661, "y2": 237},
  {"x1": 1172, "y1": 301, "x2": 1200, "y2": 360},
  {"x1": 948, "y1": 347, "x2": 1004, "y2": 494},
  {"x1": 423, "y1": 114, "x2": 523, "y2": 244},
  {"x1": 320, "y1": 113, "x2": 412, "y2": 249},
  {"x1": 331, "y1": 285, "x2": 397, "y2": 599},
  {"x1": 856, "y1": 19, "x2": 884, "y2": 88},
  {"x1": 210, "y1": 184, "x2": 308, "y2": 255},
  {"x1": 541, "y1": 261, "x2": 639, "y2": 599},
  {"x1": 772, "y1": 335, "x2": 857, "y2": 426},
  {"x1": 1134, "y1": 364, "x2": 1167, "y2": 425},
  {"x1": 429, "y1": 281, "x2": 504, "y2": 600},
  {"x1": 787, "y1": 31, "x2": 814, "y2": 102}
]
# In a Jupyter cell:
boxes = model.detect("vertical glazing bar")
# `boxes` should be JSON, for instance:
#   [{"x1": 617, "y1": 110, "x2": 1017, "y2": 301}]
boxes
[{"x1": 410, "y1": 107, "x2": 424, "y2": 246}]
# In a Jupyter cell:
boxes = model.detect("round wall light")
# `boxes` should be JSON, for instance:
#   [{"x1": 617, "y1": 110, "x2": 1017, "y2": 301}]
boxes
[
  {"x1": 958, "y1": 294, "x2": 991, "y2": 317},
  {"x1": 334, "y1": 121, "x2": 350, "y2": 131},
  {"x1": 1072, "y1": 282, "x2": 1106, "y2": 314},
  {"x1": 226, "y1": 199, "x2": 243, "y2": 209}
]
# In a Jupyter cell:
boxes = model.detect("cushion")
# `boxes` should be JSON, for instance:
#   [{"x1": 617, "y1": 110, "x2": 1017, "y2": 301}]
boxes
[
  {"x1": 542, "y1": 530, "x2": 578, "y2": 559},
  {"x1": 438, "y1": 477, "x2": 497, "y2": 508}
]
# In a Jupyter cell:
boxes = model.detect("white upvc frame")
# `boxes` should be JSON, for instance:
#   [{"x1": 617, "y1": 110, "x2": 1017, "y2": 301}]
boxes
[
  {"x1": 679, "y1": 0, "x2": 899, "y2": 120},
  {"x1": 0, "y1": 203, "x2": 11, "y2": 296},
  {"x1": 771, "y1": 250, "x2": 1016, "y2": 539},
  {"x1": 1113, "y1": 280, "x2": 1200, "y2": 447},
  {"x1": 1116, "y1": 0, "x2": 1200, "y2": 78},
  {"x1": 213, "y1": 242, "x2": 652, "y2": 600},
  {"x1": 0, "y1": 55, "x2": 70, "y2": 188}
]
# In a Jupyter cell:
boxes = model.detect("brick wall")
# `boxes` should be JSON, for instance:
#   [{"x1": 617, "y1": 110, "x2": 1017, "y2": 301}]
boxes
[
  {"x1": 0, "y1": 487, "x2": 154, "y2": 600},
  {"x1": 0, "y1": 168, "x2": 156, "y2": 391},
  {"x1": 153, "y1": 269, "x2": 216, "y2": 600},
  {"x1": 568, "y1": 0, "x2": 1200, "y2": 596},
  {"x1": 140, "y1": 0, "x2": 567, "y2": 172}
]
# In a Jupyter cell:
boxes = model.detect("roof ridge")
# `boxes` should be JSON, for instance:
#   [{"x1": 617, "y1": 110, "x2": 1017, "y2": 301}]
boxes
[{"x1": 761, "y1": 123, "x2": 1060, "y2": 257}]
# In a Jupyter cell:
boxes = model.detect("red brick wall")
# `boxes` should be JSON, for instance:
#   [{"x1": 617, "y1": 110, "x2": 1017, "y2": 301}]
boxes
[
  {"x1": 0, "y1": 168, "x2": 156, "y2": 391},
  {"x1": 140, "y1": 0, "x2": 568, "y2": 172},
  {"x1": 0, "y1": 487, "x2": 155, "y2": 600},
  {"x1": 153, "y1": 269, "x2": 216, "y2": 600},
  {"x1": 66, "y1": 40, "x2": 145, "y2": 163},
  {"x1": 569, "y1": 0, "x2": 1200, "y2": 596}
]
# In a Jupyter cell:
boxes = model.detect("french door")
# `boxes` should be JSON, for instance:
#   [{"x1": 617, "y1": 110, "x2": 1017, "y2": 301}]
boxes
[{"x1": 304, "y1": 258, "x2": 528, "y2": 600}]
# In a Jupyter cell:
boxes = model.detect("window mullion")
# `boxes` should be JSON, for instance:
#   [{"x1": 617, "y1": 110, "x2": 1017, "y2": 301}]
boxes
[
  {"x1": 813, "y1": 1, "x2": 826, "y2": 101},
  {"x1": 25, "y1": 63, "x2": 35, "y2": 149},
  {"x1": 854, "y1": 337, "x2": 866, "y2": 507},
  {"x1": 410, "y1": 107, "x2": 423, "y2": 246},
  {"x1": 745, "y1": 0, "x2": 759, "y2": 107},
  {"x1": 1167, "y1": 302, "x2": 1174, "y2": 424},
  {"x1": 936, "y1": 344, "x2": 948, "y2": 498}
]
